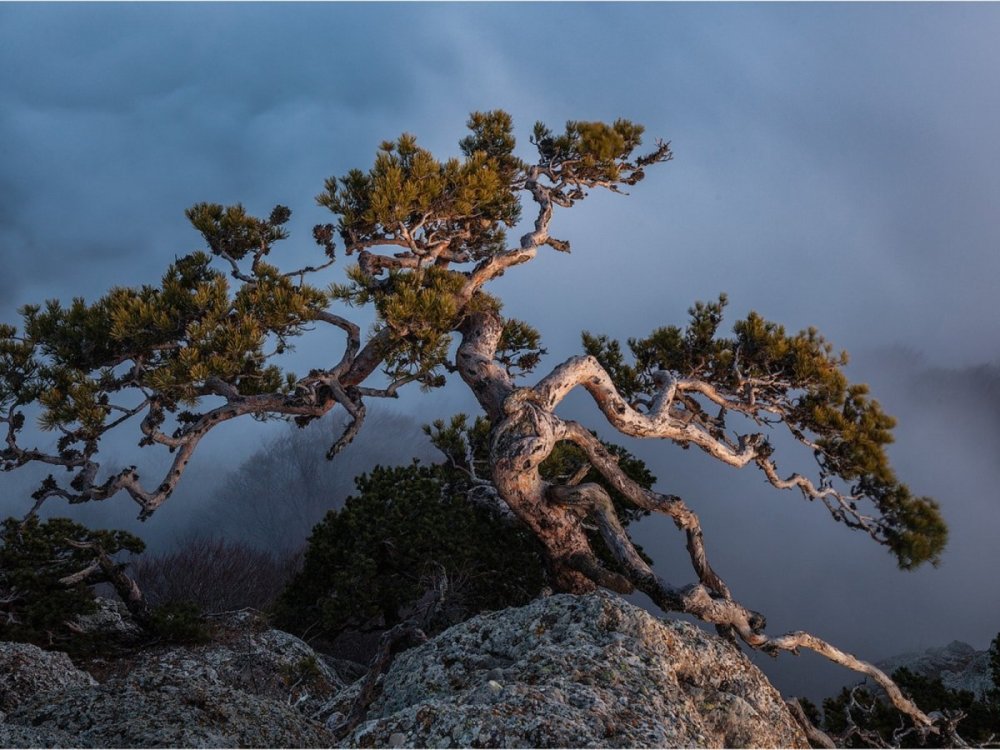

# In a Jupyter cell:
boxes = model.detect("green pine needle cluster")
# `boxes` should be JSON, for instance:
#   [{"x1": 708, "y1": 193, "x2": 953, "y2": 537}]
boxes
[
  {"x1": 583, "y1": 295, "x2": 946, "y2": 569},
  {"x1": 185, "y1": 202, "x2": 293, "y2": 261},
  {"x1": 318, "y1": 111, "x2": 522, "y2": 261},
  {"x1": 2, "y1": 245, "x2": 328, "y2": 447},
  {"x1": 533, "y1": 118, "x2": 648, "y2": 185}
]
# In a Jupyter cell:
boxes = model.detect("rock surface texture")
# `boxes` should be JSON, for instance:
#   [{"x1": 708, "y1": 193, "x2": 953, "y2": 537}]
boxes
[
  {"x1": 4, "y1": 612, "x2": 339, "y2": 748},
  {"x1": 1, "y1": 593, "x2": 809, "y2": 748},
  {"x1": 332, "y1": 591, "x2": 808, "y2": 748},
  {"x1": 0, "y1": 641, "x2": 98, "y2": 714}
]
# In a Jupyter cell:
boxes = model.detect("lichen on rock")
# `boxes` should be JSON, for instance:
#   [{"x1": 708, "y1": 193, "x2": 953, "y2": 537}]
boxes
[
  {"x1": 2, "y1": 593, "x2": 809, "y2": 748},
  {"x1": 332, "y1": 591, "x2": 808, "y2": 748},
  {"x1": 4, "y1": 610, "x2": 342, "y2": 748},
  {"x1": 0, "y1": 641, "x2": 97, "y2": 714}
]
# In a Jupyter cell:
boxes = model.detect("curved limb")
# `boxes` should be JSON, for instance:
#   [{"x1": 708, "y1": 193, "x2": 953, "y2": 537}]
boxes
[
  {"x1": 5, "y1": 292, "x2": 414, "y2": 520},
  {"x1": 455, "y1": 306, "x2": 947, "y2": 738},
  {"x1": 13, "y1": 368, "x2": 386, "y2": 519},
  {"x1": 455, "y1": 311, "x2": 938, "y2": 733},
  {"x1": 63, "y1": 539, "x2": 153, "y2": 629},
  {"x1": 558, "y1": 419, "x2": 732, "y2": 600},
  {"x1": 323, "y1": 380, "x2": 366, "y2": 459},
  {"x1": 785, "y1": 699, "x2": 837, "y2": 749},
  {"x1": 539, "y1": 354, "x2": 898, "y2": 545}
]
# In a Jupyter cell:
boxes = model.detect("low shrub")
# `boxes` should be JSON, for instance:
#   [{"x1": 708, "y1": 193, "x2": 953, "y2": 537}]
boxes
[
  {"x1": 273, "y1": 463, "x2": 548, "y2": 655},
  {"x1": 129, "y1": 534, "x2": 300, "y2": 614},
  {"x1": 0, "y1": 515, "x2": 145, "y2": 648}
]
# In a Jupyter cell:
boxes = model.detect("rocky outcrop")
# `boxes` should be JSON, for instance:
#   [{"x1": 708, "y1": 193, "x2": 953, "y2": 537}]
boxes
[
  {"x1": 73, "y1": 596, "x2": 143, "y2": 638},
  {"x1": 5, "y1": 611, "x2": 341, "y2": 748},
  {"x1": 0, "y1": 641, "x2": 97, "y2": 715},
  {"x1": 2, "y1": 593, "x2": 809, "y2": 748},
  {"x1": 9, "y1": 673, "x2": 333, "y2": 748},
  {"x1": 876, "y1": 640, "x2": 996, "y2": 699},
  {"x1": 324, "y1": 591, "x2": 808, "y2": 748},
  {"x1": 0, "y1": 722, "x2": 87, "y2": 749},
  {"x1": 0, "y1": 642, "x2": 100, "y2": 746},
  {"x1": 132, "y1": 610, "x2": 346, "y2": 714}
]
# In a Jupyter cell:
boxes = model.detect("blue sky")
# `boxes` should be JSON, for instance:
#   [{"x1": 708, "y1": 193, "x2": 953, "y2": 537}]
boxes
[{"x1": 2, "y1": 3, "x2": 1000, "y2": 699}]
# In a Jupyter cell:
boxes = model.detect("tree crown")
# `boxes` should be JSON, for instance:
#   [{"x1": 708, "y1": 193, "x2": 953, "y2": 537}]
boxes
[
  {"x1": 0, "y1": 109, "x2": 954, "y2": 733},
  {"x1": 0, "y1": 110, "x2": 943, "y2": 569}
]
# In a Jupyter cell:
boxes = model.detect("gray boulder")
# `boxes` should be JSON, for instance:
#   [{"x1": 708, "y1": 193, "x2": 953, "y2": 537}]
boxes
[
  {"x1": 6, "y1": 612, "x2": 341, "y2": 748},
  {"x1": 135, "y1": 610, "x2": 346, "y2": 713},
  {"x1": 0, "y1": 722, "x2": 90, "y2": 749},
  {"x1": 72, "y1": 596, "x2": 143, "y2": 638},
  {"x1": 9, "y1": 674, "x2": 333, "y2": 748},
  {"x1": 330, "y1": 591, "x2": 808, "y2": 748},
  {"x1": 0, "y1": 641, "x2": 97, "y2": 714},
  {"x1": 4, "y1": 594, "x2": 810, "y2": 748}
]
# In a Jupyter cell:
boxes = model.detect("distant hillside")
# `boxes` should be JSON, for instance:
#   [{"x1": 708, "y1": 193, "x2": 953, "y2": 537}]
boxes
[{"x1": 875, "y1": 640, "x2": 995, "y2": 700}]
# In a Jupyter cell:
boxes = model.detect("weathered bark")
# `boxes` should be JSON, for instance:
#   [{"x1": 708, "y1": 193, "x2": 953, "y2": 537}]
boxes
[
  {"x1": 786, "y1": 699, "x2": 837, "y2": 749},
  {"x1": 490, "y1": 397, "x2": 598, "y2": 592},
  {"x1": 64, "y1": 540, "x2": 153, "y2": 629},
  {"x1": 456, "y1": 312, "x2": 514, "y2": 422}
]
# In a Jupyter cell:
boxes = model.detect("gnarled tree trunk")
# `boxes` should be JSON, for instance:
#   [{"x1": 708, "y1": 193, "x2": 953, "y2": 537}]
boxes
[{"x1": 457, "y1": 307, "x2": 946, "y2": 745}]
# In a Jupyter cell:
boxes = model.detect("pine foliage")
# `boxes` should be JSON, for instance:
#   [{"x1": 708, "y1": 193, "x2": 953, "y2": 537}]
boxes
[
  {"x1": 0, "y1": 516, "x2": 144, "y2": 647},
  {"x1": 584, "y1": 295, "x2": 946, "y2": 568},
  {"x1": 273, "y1": 462, "x2": 547, "y2": 642}
]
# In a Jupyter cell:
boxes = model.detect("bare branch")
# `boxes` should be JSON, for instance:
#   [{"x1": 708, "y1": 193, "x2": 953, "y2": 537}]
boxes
[
  {"x1": 312, "y1": 310, "x2": 361, "y2": 376},
  {"x1": 281, "y1": 258, "x2": 336, "y2": 279},
  {"x1": 355, "y1": 375, "x2": 419, "y2": 399},
  {"x1": 785, "y1": 698, "x2": 837, "y2": 749},
  {"x1": 559, "y1": 420, "x2": 731, "y2": 600},
  {"x1": 538, "y1": 354, "x2": 760, "y2": 466},
  {"x1": 216, "y1": 249, "x2": 257, "y2": 283},
  {"x1": 64, "y1": 539, "x2": 152, "y2": 628},
  {"x1": 58, "y1": 560, "x2": 102, "y2": 586}
]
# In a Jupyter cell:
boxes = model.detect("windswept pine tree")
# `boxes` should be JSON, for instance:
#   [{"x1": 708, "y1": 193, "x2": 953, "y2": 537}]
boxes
[{"x1": 0, "y1": 111, "x2": 951, "y2": 742}]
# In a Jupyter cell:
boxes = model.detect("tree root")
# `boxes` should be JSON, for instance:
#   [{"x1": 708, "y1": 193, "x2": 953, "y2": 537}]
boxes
[{"x1": 330, "y1": 621, "x2": 428, "y2": 741}]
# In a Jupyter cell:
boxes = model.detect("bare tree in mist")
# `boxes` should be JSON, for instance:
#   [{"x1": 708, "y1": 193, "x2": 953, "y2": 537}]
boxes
[
  {"x1": 129, "y1": 534, "x2": 299, "y2": 613},
  {"x1": 193, "y1": 411, "x2": 436, "y2": 551}
]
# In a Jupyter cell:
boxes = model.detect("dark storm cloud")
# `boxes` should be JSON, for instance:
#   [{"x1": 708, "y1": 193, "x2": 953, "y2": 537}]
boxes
[
  {"x1": 2, "y1": 2, "x2": 1000, "y2": 701},
  {"x1": 425, "y1": 3, "x2": 1000, "y2": 369},
  {"x1": 0, "y1": 3, "x2": 472, "y2": 318}
]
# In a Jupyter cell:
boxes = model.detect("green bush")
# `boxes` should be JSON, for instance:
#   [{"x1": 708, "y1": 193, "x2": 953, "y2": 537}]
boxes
[
  {"x1": 274, "y1": 462, "x2": 548, "y2": 644},
  {"x1": 0, "y1": 515, "x2": 145, "y2": 648},
  {"x1": 147, "y1": 600, "x2": 211, "y2": 645}
]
